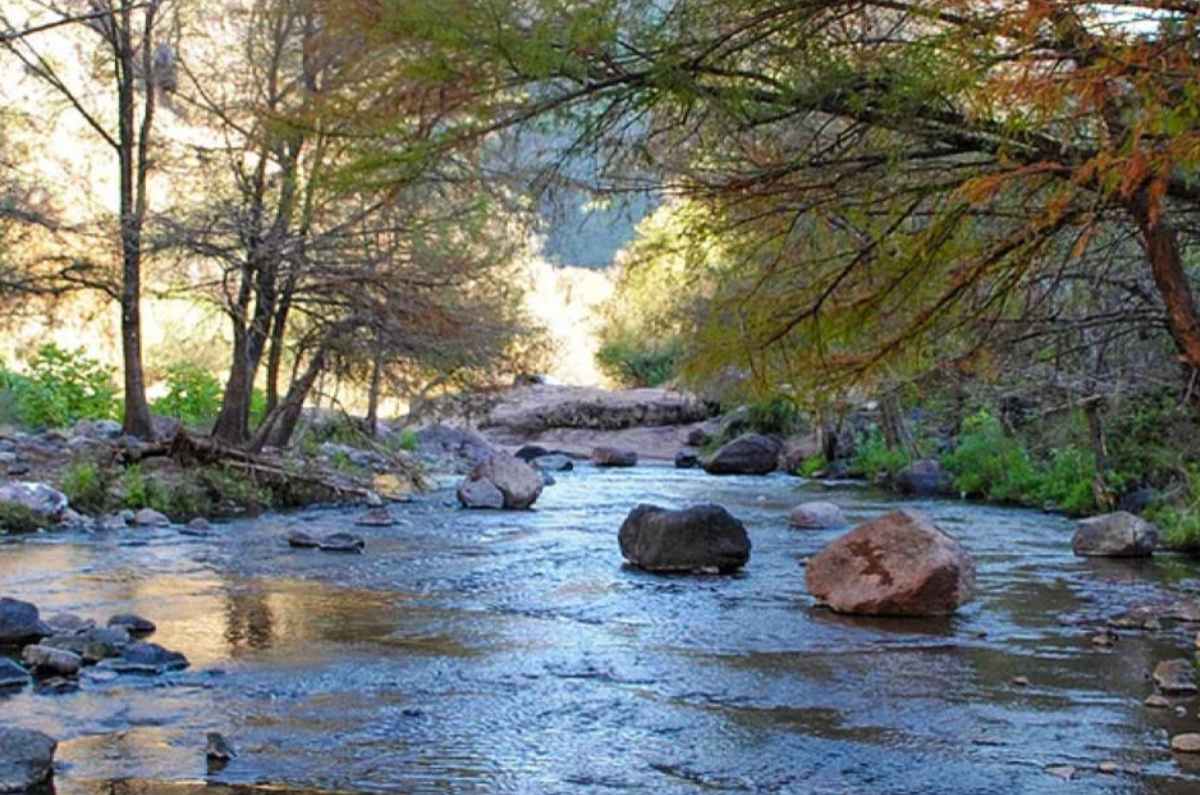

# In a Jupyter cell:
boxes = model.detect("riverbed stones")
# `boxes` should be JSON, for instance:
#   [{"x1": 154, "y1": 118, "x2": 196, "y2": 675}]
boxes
[
  {"x1": 21, "y1": 645, "x2": 82, "y2": 677},
  {"x1": 618, "y1": 504, "x2": 752, "y2": 574},
  {"x1": 456, "y1": 452, "x2": 543, "y2": 510},
  {"x1": 42, "y1": 627, "x2": 130, "y2": 663},
  {"x1": 592, "y1": 446, "x2": 638, "y2": 468},
  {"x1": 0, "y1": 598, "x2": 51, "y2": 646},
  {"x1": 0, "y1": 728, "x2": 56, "y2": 793},
  {"x1": 132, "y1": 508, "x2": 171, "y2": 527},
  {"x1": 0, "y1": 659, "x2": 29, "y2": 689},
  {"x1": 805, "y1": 509, "x2": 977, "y2": 616},
  {"x1": 1072, "y1": 512, "x2": 1158, "y2": 557},
  {"x1": 108, "y1": 613, "x2": 156, "y2": 636},
  {"x1": 894, "y1": 459, "x2": 954, "y2": 497},
  {"x1": 1153, "y1": 659, "x2": 1197, "y2": 694},
  {"x1": 1172, "y1": 734, "x2": 1200, "y2": 753},
  {"x1": 788, "y1": 502, "x2": 846, "y2": 529},
  {"x1": 0, "y1": 482, "x2": 68, "y2": 522},
  {"x1": 703, "y1": 434, "x2": 782, "y2": 476}
]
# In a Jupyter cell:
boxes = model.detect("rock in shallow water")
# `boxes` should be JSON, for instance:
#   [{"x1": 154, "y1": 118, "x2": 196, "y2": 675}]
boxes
[
  {"x1": 21, "y1": 645, "x2": 81, "y2": 677},
  {"x1": 894, "y1": 459, "x2": 954, "y2": 497},
  {"x1": 788, "y1": 501, "x2": 846, "y2": 529},
  {"x1": 319, "y1": 533, "x2": 366, "y2": 553},
  {"x1": 99, "y1": 642, "x2": 189, "y2": 674},
  {"x1": 108, "y1": 613, "x2": 156, "y2": 636},
  {"x1": 0, "y1": 727, "x2": 56, "y2": 793},
  {"x1": 456, "y1": 453, "x2": 542, "y2": 510},
  {"x1": 805, "y1": 509, "x2": 977, "y2": 616},
  {"x1": 1172, "y1": 734, "x2": 1200, "y2": 753},
  {"x1": 1153, "y1": 659, "x2": 1197, "y2": 694},
  {"x1": 0, "y1": 658, "x2": 30, "y2": 689},
  {"x1": 132, "y1": 508, "x2": 171, "y2": 527},
  {"x1": 0, "y1": 598, "x2": 51, "y2": 646},
  {"x1": 355, "y1": 507, "x2": 395, "y2": 527},
  {"x1": 592, "y1": 447, "x2": 638, "y2": 468},
  {"x1": 287, "y1": 530, "x2": 320, "y2": 548},
  {"x1": 1072, "y1": 512, "x2": 1158, "y2": 557},
  {"x1": 703, "y1": 434, "x2": 781, "y2": 476},
  {"x1": 618, "y1": 504, "x2": 751, "y2": 574},
  {"x1": 673, "y1": 449, "x2": 701, "y2": 470}
]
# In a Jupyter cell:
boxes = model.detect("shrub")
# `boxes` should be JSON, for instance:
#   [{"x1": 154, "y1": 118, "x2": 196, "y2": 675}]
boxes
[
  {"x1": 120, "y1": 465, "x2": 171, "y2": 513},
  {"x1": 942, "y1": 410, "x2": 1038, "y2": 503},
  {"x1": 1035, "y1": 446, "x2": 1099, "y2": 516},
  {"x1": 595, "y1": 334, "x2": 681, "y2": 388},
  {"x1": 0, "y1": 502, "x2": 44, "y2": 534},
  {"x1": 1150, "y1": 467, "x2": 1200, "y2": 552},
  {"x1": 152, "y1": 362, "x2": 222, "y2": 427},
  {"x1": 797, "y1": 454, "x2": 825, "y2": 477},
  {"x1": 851, "y1": 428, "x2": 910, "y2": 480},
  {"x1": 61, "y1": 460, "x2": 111, "y2": 514},
  {"x1": 10, "y1": 344, "x2": 119, "y2": 428},
  {"x1": 746, "y1": 397, "x2": 806, "y2": 436}
]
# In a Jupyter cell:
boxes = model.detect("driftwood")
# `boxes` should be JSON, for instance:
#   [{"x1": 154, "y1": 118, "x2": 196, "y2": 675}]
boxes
[{"x1": 117, "y1": 430, "x2": 378, "y2": 501}]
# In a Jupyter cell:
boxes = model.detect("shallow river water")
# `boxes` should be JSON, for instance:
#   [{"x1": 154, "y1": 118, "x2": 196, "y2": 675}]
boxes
[{"x1": 4, "y1": 464, "x2": 1200, "y2": 794}]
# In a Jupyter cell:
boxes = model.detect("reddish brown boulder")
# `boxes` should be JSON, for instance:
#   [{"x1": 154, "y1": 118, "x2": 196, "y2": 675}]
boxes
[{"x1": 805, "y1": 509, "x2": 976, "y2": 616}]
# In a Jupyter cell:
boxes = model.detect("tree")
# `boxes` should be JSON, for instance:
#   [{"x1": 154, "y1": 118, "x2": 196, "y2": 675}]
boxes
[
  {"x1": 332, "y1": 0, "x2": 1200, "y2": 404},
  {"x1": 0, "y1": 0, "x2": 178, "y2": 437}
]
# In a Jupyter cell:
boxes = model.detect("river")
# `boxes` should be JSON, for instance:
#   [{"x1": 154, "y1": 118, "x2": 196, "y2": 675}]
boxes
[{"x1": 3, "y1": 463, "x2": 1200, "y2": 793}]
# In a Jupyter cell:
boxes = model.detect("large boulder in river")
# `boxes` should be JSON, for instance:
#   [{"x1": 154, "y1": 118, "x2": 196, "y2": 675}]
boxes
[
  {"x1": 592, "y1": 446, "x2": 638, "y2": 468},
  {"x1": 1072, "y1": 511, "x2": 1158, "y2": 557},
  {"x1": 894, "y1": 459, "x2": 954, "y2": 497},
  {"x1": 674, "y1": 448, "x2": 701, "y2": 469},
  {"x1": 805, "y1": 509, "x2": 976, "y2": 616},
  {"x1": 788, "y1": 501, "x2": 846, "y2": 529},
  {"x1": 456, "y1": 452, "x2": 543, "y2": 510},
  {"x1": 0, "y1": 728, "x2": 57, "y2": 793},
  {"x1": 0, "y1": 598, "x2": 51, "y2": 646},
  {"x1": 618, "y1": 504, "x2": 751, "y2": 574},
  {"x1": 703, "y1": 434, "x2": 782, "y2": 476},
  {"x1": 0, "y1": 482, "x2": 68, "y2": 523}
]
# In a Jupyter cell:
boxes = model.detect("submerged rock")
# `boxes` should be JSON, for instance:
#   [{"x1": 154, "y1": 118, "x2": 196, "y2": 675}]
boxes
[
  {"x1": 703, "y1": 434, "x2": 781, "y2": 476},
  {"x1": 287, "y1": 530, "x2": 320, "y2": 548},
  {"x1": 108, "y1": 614, "x2": 156, "y2": 636},
  {"x1": 21, "y1": 645, "x2": 82, "y2": 677},
  {"x1": 1072, "y1": 512, "x2": 1158, "y2": 557},
  {"x1": 592, "y1": 447, "x2": 638, "y2": 468},
  {"x1": 100, "y1": 642, "x2": 189, "y2": 674},
  {"x1": 618, "y1": 504, "x2": 751, "y2": 574},
  {"x1": 788, "y1": 501, "x2": 846, "y2": 529},
  {"x1": 894, "y1": 459, "x2": 954, "y2": 497},
  {"x1": 1153, "y1": 659, "x2": 1197, "y2": 694},
  {"x1": 805, "y1": 509, "x2": 977, "y2": 616},
  {"x1": 355, "y1": 508, "x2": 395, "y2": 527},
  {"x1": 0, "y1": 659, "x2": 30, "y2": 689},
  {"x1": 319, "y1": 533, "x2": 365, "y2": 553},
  {"x1": 531, "y1": 454, "x2": 574, "y2": 472},
  {"x1": 0, "y1": 728, "x2": 57, "y2": 793},
  {"x1": 205, "y1": 732, "x2": 237, "y2": 762},
  {"x1": 456, "y1": 453, "x2": 543, "y2": 510},
  {"x1": 0, "y1": 598, "x2": 52, "y2": 646}
]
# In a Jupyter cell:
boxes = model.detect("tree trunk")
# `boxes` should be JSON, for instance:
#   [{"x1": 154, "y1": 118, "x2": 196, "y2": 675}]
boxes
[
  {"x1": 365, "y1": 347, "x2": 383, "y2": 438},
  {"x1": 211, "y1": 328, "x2": 253, "y2": 444},
  {"x1": 250, "y1": 347, "x2": 327, "y2": 452},
  {"x1": 120, "y1": 282, "x2": 154, "y2": 438},
  {"x1": 1131, "y1": 189, "x2": 1200, "y2": 373}
]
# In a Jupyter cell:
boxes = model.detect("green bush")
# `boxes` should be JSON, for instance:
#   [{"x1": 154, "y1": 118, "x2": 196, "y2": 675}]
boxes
[
  {"x1": 61, "y1": 460, "x2": 112, "y2": 514},
  {"x1": 120, "y1": 465, "x2": 171, "y2": 513},
  {"x1": 746, "y1": 397, "x2": 806, "y2": 436},
  {"x1": 7, "y1": 344, "x2": 119, "y2": 428},
  {"x1": 797, "y1": 454, "x2": 826, "y2": 477},
  {"x1": 0, "y1": 502, "x2": 44, "y2": 534},
  {"x1": 851, "y1": 428, "x2": 910, "y2": 480},
  {"x1": 595, "y1": 334, "x2": 681, "y2": 388},
  {"x1": 942, "y1": 410, "x2": 1038, "y2": 503},
  {"x1": 1150, "y1": 467, "x2": 1200, "y2": 552},
  {"x1": 152, "y1": 362, "x2": 222, "y2": 427},
  {"x1": 1034, "y1": 446, "x2": 1099, "y2": 516}
]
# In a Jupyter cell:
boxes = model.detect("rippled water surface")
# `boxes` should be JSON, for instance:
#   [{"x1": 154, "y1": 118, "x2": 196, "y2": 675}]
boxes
[{"x1": 5, "y1": 464, "x2": 1200, "y2": 793}]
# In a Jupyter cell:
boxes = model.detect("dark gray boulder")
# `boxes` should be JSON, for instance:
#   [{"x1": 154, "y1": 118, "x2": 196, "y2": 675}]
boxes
[
  {"x1": 1073, "y1": 512, "x2": 1158, "y2": 557},
  {"x1": 674, "y1": 449, "x2": 701, "y2": 469},
  {"x1": 319, "y1": 533, "x2": 365, "y2": 553},
  {"x1": 0, "y1": 598, "x2": 51, "y2": 646},
  {"x1": 0, "y1": 659, "x2": 29, "y2": 689},
  {"x1": 100, "y1": 642, "x2": 189, "y2": 674},
  {"x1": 703, "y1": 434, "x2": 781, "y2": 476},
  {"x1": 618, "y1": 504, "x2": 751, "y2": 574},
  {"x1": 108, "y1": 614, "x2": 156, "y2": 636},
  {"x1": 0, "y1": 728, "x2": 56, "y2": 793},
  {"x1": 21, "y1": 645, "x2": 82, "y2": 677}
]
